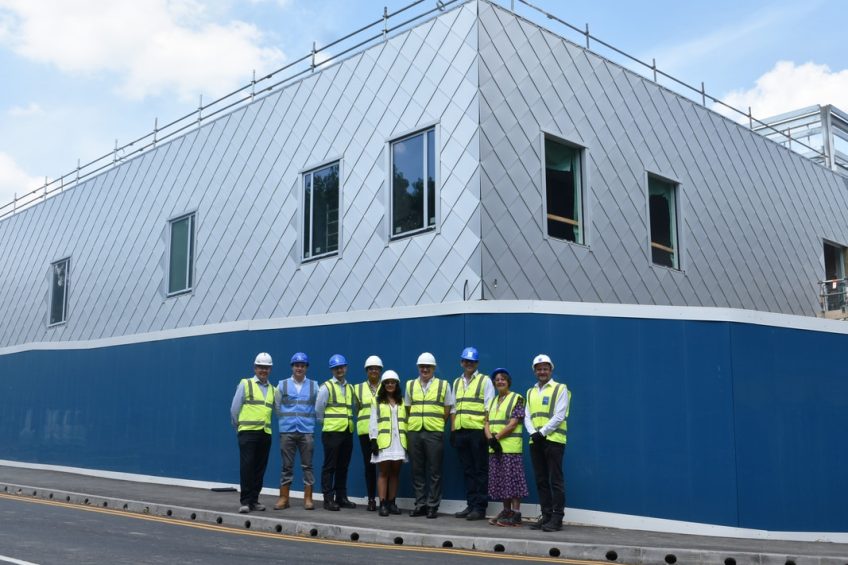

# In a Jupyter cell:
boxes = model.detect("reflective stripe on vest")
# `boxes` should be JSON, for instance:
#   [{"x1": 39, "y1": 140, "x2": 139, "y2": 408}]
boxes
[
  {"x1": 376, "y1": 402, "x2": 407, "y2": 450},
  {"x1": 453, "y1": 372, "x2": 489, "y2": 430},
  {"x1": 322, "y1": 380, "x2": 354, "y2": 433},
  {"x1": 487, "y1": 391, "x2": 523, "y2": 454},
  {"x1": 355, "y1": 382, "x2": 379, "y2": 436},
  {"x1": 526, "y1": 382, "x2": 569, "y2": 444},
  {"x1": 406, "y1": 378, "x2": 447, "y2": 432},
  {"x1": 238, "y1": 378, "x2": 276, "y2": 434},
  {"x1": 278, "y1": 378, "x2": 317, "y2": 433}
]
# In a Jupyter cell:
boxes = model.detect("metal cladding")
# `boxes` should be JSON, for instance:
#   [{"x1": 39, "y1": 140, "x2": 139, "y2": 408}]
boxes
[{"x1": 0, "y1": 0, "x2": 847, "y2": 351}]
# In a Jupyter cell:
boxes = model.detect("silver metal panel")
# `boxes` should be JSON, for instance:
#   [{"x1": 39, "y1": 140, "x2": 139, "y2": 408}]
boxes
[
  {"x1": 0, "y1": 1, "x2": 484, "y2": 348},
  {"x1": 477, "y1": 1, "x2": 848, "y2": 316}
]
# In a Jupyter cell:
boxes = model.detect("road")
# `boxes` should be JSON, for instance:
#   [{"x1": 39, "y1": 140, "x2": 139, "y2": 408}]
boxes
[{"x1": 0, "y1": 494, "x2": 584, "y2": 565}]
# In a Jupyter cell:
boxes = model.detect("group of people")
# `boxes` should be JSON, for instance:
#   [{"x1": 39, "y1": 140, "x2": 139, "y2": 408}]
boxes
[{"x1": 229, "y1": 347, "x2": 570, "y2": 532}]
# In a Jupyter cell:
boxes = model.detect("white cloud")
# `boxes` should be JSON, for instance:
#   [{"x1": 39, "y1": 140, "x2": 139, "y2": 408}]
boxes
[
  {"x1": 0, "y1": 151, "x2": 44, "y2": 211},
  {"x1": 717, "y1": 61, "x2": 848, "y2": 121},
  {"x1": 0, "y1": 0, "x2": 286, "y2": 101},
  {"x1": 8, "y1": 102, "x2": 42, "y2": 117}
]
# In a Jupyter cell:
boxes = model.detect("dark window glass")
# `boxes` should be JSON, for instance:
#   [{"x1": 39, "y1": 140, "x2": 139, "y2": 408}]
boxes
[
  {"x1": 392, "y1": 128, "x2": 436, "y2": 238},
  {"x1": 169, "y1": 213, "x2": 195, "y2": 294},
  {"x1": 544, "y1": 138, "x2": 582, "y2": 243},
  {"x1": 303, "y1": 162, "x2": 339, "y2": 260},
  {"x1": 50, "y1": 258, "x2": 69, "y2": 325},
  {"x1": 648, "y1": 176, "x2": 678, "y2": 269}
]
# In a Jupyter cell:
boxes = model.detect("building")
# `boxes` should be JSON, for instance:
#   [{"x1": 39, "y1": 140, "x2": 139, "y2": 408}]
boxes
[{"x1": 1, "y1": 0, "x2": 846, "y2": 536}]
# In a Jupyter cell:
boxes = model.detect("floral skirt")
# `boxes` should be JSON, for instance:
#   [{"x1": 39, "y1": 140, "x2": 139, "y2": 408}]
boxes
[{"x1": 487, "y1": 453, "x2": 529, "y2": 500}]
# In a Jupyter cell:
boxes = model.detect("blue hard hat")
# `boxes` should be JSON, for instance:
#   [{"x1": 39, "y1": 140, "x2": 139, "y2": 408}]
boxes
[
  {"x1": 329, "y1": 354, "x2": 348, "y2": 369},
  {"x1": 491, "y1": 367, "x2": 510, "y2": 378},
  {"x1": 290, "y1": 352, "x2": 309, "y2": 366},
  {"x1": 460, "y1": 347, "x2": 479, "y2": 362}
]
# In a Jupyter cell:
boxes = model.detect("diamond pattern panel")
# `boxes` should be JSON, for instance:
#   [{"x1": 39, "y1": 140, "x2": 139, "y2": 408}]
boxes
[
  {"x1": 477, "y1": 1, "x2": 848, "y2": 316},
  {"x1": 0, "y1": 2, "x2": 482, "y2": 347}
]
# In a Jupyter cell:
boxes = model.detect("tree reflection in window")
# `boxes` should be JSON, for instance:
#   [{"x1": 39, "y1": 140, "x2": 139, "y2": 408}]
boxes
[{"x1": 392, "y1": 128, "x2": 435, "y2": 237}]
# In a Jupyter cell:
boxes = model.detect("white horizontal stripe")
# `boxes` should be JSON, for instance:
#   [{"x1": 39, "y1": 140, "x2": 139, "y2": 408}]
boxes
[
  {"x1": 1, "y1": 300, "x2": 847, "y2": 356},
  {"x1": 0, "y1": 555, "x2": 40, "y2": 565},
  {"x1": 2, "y1": 458, "x2": 845, "y2": 543}
]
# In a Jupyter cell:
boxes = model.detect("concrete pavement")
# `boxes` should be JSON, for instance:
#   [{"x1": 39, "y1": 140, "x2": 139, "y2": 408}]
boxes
[{"x1": 1, "y1": 464, "x2": 846, "y2": 565}]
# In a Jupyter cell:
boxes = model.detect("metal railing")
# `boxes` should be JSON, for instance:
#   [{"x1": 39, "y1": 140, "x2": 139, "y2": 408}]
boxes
[
  {"x1": 0, "y1": 0, "x2": 461, "y2": 221},
  {"x1": 819, "y1": 278, "x2": 848, "y2": 315},
  {"x1": 0, "y1": 0, "x2": 834, "y2": 221}
]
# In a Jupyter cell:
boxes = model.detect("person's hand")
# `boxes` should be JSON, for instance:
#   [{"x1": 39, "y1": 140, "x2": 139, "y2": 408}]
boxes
[
  {"x1": 531, "y1": 431, "x2": 546, "y2": 444},
  {"x1": 449, "y1": 430, "x2": 457, "y2": 448},
  {"x1": 369, "y1": 439, "x2": 380, "y2": 456},
  {"x1": 488, "y1": 437, "x2": 503, "y2": 454}
]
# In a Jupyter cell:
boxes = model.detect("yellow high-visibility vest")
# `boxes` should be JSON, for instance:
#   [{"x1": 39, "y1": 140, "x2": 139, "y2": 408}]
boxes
[
  {"x1": 355, "y1": 381, "x2": 379, "y2": 436},
  {"x1": 487, "y1": 391, "x2": 523, "y2": 454},
  {"x1": 322, "y1": 380, "x2": 354, "y2": 433},
  {"x1": 405, "y1": 378, "x2": 447, "y2": 432},
  {"x1": 526, "y1": 382, "x2": 570, "y2": 445},
  {"x1": 376, "y1": 402, "x2": 407, "y2": 449},
  {"x1": 237, "y1": 378, "x2": 276, "y2": 434},
  {"x1": 453, "y1": 372, "x2": 489, "y2": 430}
]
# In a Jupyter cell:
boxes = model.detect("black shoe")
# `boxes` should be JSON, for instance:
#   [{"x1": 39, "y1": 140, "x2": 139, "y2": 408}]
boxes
[
  {"x1": 378, "y1": 502, "x2": 390, "y2": 517},
  {"x1": 250, "y1": 503, "x2": 266, "y2": 511},
  {"x1": 426, "y1": 506, "x2": 439, "y2": 519},
  {"x1": 528, "y1": 514, "x2": 551, "y2": 530},
  {"x1": 466, "y1": 510, "x2": 485, "y2": 521},
  {"x1": 323, "y1": 498, "x2": 340, "y2": 511},
  {"x1": 388, "y1": 500, "x2": 401, "y2": 515},
  {"x1": 367, "y1": 499, "x2": 377, "y2": 512},
  {"x1": 409, "y1": 506, "x2": 428, "y2": 517},
  {"x1": 541, "y1": 514, "x2": 564, "y2": 532},
  {"x1": 337, "y1": 498, "x2": 357, "y2": 509},
  {"x1": 454, "y1": 506, "x2": 472, "y2": 518}
]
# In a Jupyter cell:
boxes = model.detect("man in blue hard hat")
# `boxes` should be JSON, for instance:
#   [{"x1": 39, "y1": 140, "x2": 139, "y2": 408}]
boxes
[
  {"x1": 315, "y1": 354, "x2": 356, "y2": 511},
  {"x1": 274, "y1": 352, "x2": 317, "y2": 511},
  {"x1": 450, "y1": 346, "x2": 495, "y2": 521}
]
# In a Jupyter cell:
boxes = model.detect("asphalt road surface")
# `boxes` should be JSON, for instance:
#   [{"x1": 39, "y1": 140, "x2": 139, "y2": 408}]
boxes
[{"x1": 0, "y1": 494, "x2": 586, "y2": 565}]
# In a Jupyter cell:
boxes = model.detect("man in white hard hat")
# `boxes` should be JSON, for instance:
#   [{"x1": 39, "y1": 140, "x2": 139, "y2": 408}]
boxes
[
  {"x1": 524, "y1": 354, "x2": 571, "y2": 532},
  {"x1": 404, "y1": 352, "x2": 455, "y2": 519},
  {"x1": 230, "y1": 352, "x2": 278, "y2": 514},
  {"x1": 354, "y1": 355, "x2": 384, "y2": 511}
]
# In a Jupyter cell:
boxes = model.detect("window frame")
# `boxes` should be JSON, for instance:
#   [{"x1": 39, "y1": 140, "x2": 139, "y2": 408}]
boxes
[
  {"x1": 300, "y1": 158, "x2": 342, "y2": 263},
  {"x1": 646, "y1": 172, "x2": 682, "y2": 271},
  {"x1": 48, "y1": 257, "x2": 70, "y2": 327},
  {"x1": 387, "y1": 125, "x2": 439, "y2": 241},
  {"x1": 541, "y1": 132, "x2": 588, "y2": 246},
  {"x1": 167, "y1": 211, "x2": 196, "y2": 297}
]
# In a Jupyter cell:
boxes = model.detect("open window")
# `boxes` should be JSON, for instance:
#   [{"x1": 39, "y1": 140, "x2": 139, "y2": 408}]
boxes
[
  {"x1": 648, "y1": 175, "x2": 679, "y2": 269},
  {"x1": 168, "y1": 212, "x2": 195, "y2": 295},
  {"x1": 49, "y1": 257, "x2": 69, "y2": 326},
  {"x1": 544, "y1": 136, "x2": 584, "y2": 244}
]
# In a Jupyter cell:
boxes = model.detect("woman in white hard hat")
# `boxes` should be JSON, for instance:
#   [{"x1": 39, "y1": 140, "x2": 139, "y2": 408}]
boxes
[{"x1": 368, "y1": 370, "x2": 407, "y2": 517}]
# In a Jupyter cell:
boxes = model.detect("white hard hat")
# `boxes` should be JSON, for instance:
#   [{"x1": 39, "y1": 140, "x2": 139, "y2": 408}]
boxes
[
  {"x1": 416, "y1": 352, "x2": 436, "y2": 366},
  {"x1": 532, "y1": 353, "x2": 553, "y2": 371},
  {"x1": 381, "y1": 370, "x2": 400, "y2": 383},
  {"x1": 364, "y1": 355, "x2": 383, "y2": 369},
  {"x1": 254, "y1": 352, "x2": 273, "y2": 366}
]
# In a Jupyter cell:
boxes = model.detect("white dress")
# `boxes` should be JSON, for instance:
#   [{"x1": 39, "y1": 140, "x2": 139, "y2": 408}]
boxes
[{"x1": 369, "y1": 403, "x2": 408, "y2": 463}]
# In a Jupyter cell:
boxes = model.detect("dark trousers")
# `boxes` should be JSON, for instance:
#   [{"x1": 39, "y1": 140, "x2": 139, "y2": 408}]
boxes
[
  {"x1": 358, "y1": 433, "x2": 377, "y2": 499},
  {"x1": 529, "y1": 439, "x2": 565, "y2": 515},
  {"x1": 455, "y1": 428, "x2": 488, "y2": 511},
  {"x1": 238, "y1": 430, "x2": 272, "y2": 506},
  {"x1": 408, "y1": 430, "x2": 443, "y2": 509},
  {"x1": 321, "y1": 431, "x2": 353, "y2": 499}
]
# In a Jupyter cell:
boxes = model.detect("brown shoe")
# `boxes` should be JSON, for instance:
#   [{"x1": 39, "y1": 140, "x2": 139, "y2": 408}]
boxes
[
  {"x1": 274, "y1": 485, "x2": 290, "y2": 510},
  {"x1": 303, "y1": 485, "x2": 315, "y2": 510}
]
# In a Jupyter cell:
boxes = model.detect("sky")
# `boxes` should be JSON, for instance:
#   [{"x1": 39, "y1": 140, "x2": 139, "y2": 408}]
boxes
[{"x1": 0, "y1": 0, "x2": 845, "y2": 207}]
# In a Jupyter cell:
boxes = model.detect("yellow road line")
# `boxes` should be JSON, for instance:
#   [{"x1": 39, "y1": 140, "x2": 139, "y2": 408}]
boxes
[{"x1": 0, "y1": 492, "x2": 611, "y2": 565}]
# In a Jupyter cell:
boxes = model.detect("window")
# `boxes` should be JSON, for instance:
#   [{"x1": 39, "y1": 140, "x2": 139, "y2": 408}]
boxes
[
  {"x1": 168, "y1": 213, "x2": 195, "y2": 295},
  {"x1": 544, "y1": 136, "x2": 583, "y2": 244},
  {"x1": 823, "y1": 241, "x2": 847, "y2": 311},
  {"x1": 391, "y1": 128, "x2": 436, "y2": 238},
  {"x1": 648, "y1": 175, "x2": 679, "y2": 269},
  {"x1": 49, "y1": 258, "x2": 69, "y2": 325},
  {"x1": 303, "y1": 162, "x2": 340, "y2": 260}
]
